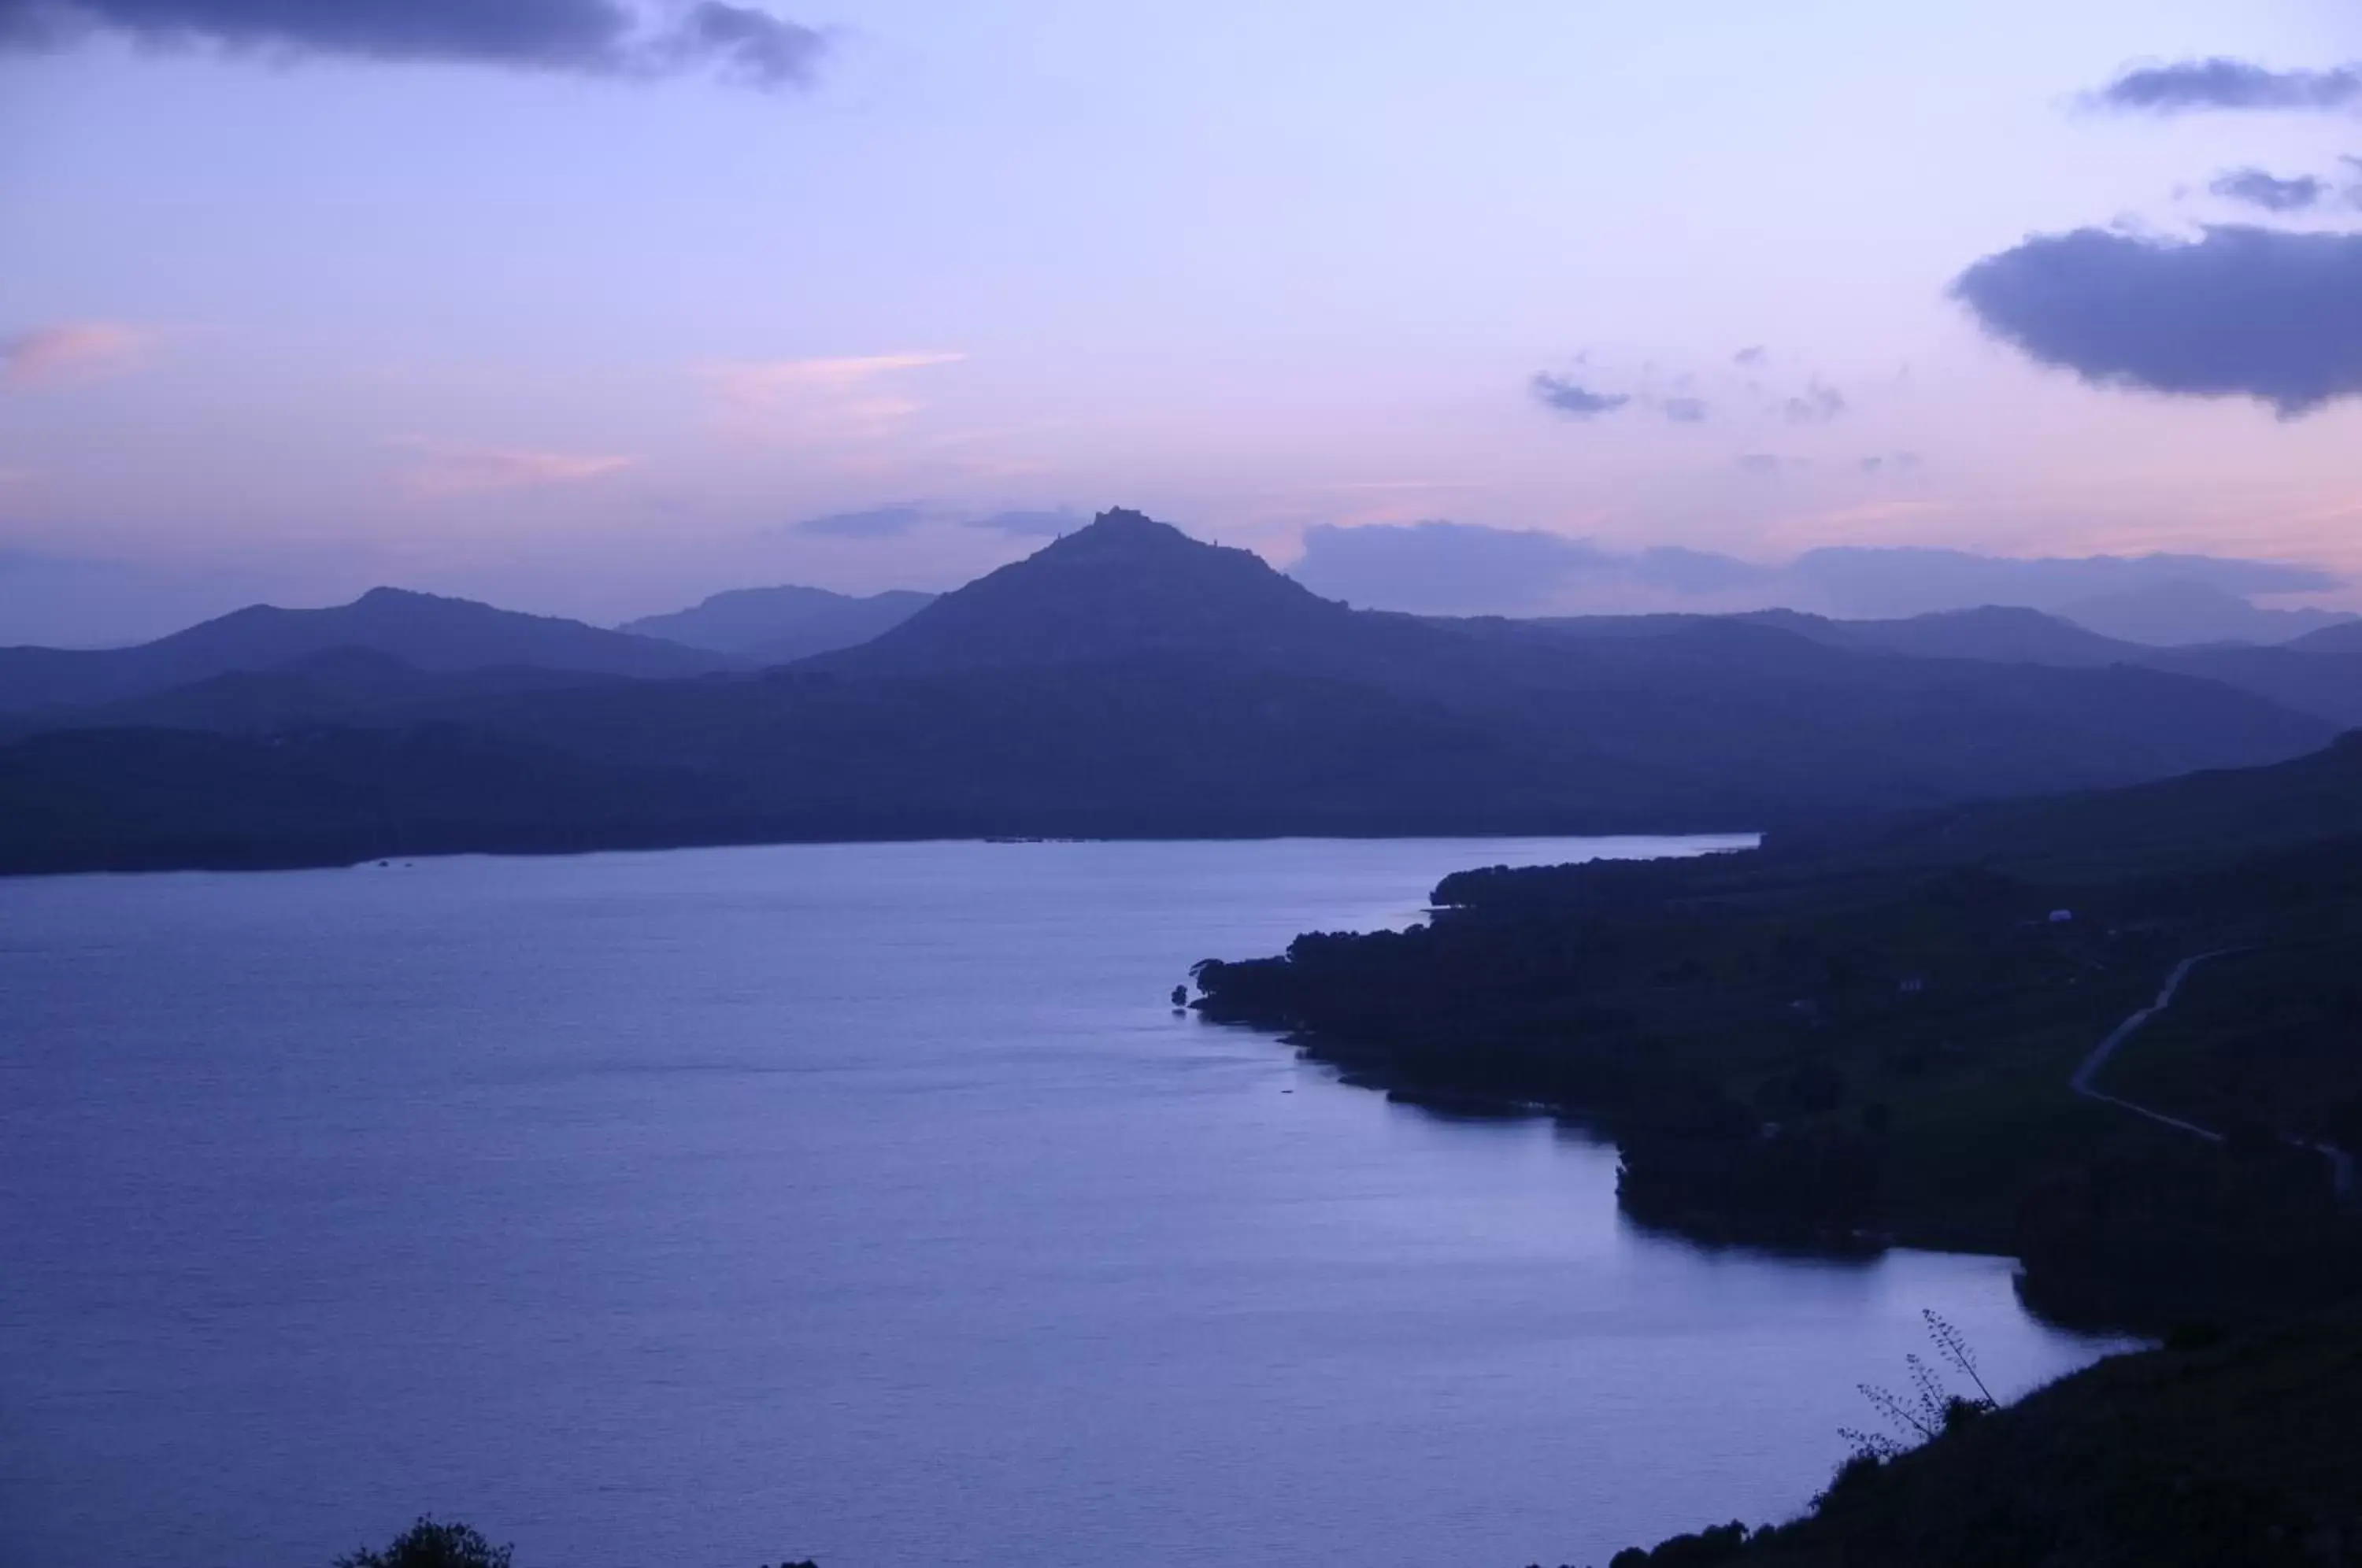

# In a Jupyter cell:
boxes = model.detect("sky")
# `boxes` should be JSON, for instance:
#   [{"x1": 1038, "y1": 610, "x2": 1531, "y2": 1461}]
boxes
[{"x1": 2, "y1": 0, "x2": 2360, "y2": 642}]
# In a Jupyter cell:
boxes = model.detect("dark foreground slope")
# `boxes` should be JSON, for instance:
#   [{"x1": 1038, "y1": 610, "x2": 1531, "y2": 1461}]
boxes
[
  {"x1": 1194, "y1": 738, "x2": 2362, "y2": 1329},
  {"x1": 1601, "y1": 1318, "x2": 2362, "y2": 1568},
  {"x1": 0, "y1": 512, "x2": 2336, "y2": 875}
]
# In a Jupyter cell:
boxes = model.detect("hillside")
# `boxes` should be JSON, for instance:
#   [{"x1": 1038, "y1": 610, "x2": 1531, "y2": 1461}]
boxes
[
  {"x1": 0, "y1": 587, "x2": 735, "y2": 712},
  {"x1": 620, "y1": 585, "x2": 933, "y2": 662},
  {"x1": 1601, "y1": 1319, "x2": 2362, "y2": 1568}
]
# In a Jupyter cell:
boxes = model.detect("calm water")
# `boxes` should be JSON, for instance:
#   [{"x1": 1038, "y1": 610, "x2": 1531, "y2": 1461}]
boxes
[{"x1": 1, "y1": 838, "x2": 2123, "y2": 1568}]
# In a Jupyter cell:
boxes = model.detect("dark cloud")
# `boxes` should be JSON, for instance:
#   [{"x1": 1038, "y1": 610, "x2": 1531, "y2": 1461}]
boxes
[
  {"x1": 966, "y1": 508, "x2": 1083, "y2": 538},
  {"x1": 0, "y1": 0, "x2": 825, "y2": 88},
  {"x1": 1733, "y1": 346, "x2": 1767, "y2": 367},
  {"x1": 2210, "y1": 168, "x2": 2326, "y2": 212},
  {"x1": 1530, "y1": 373, "x2": 1629, "y2": 419},
  {"x1": 1661, "y1": 396, "x2": 1709, "y2": 424},
  {"x1": 1735, "y1": 453, "x2": 1783, "y2": 476},
  {"x1": 1782, "y1": 380, "x2": 1846, "y2": 423},
  {"x1": 2090, "y1": 57, "x2": 2362, "y2": 114},
  {"x1": 1951, "y1": 224, "x2": 2362, "y2": 417},
  {"x1": 794, "y1": 504, "x2": 930, "y2": 538}
]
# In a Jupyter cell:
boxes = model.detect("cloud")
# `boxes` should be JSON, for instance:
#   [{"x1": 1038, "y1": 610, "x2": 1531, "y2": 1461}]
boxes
[
  {"x1": 1952, "y1": 225, "x2": 2362, "y2": 417},
  {"x1": 1790, "y1": 545, "x2": 2335, "y2": 619},
  {"x1": 1291, "y1": 521, "x2": 1617, "y2": 614},
  {"x1": 394, "y1": 441, "x2": 636, "y2": 497},
  {"x1": 2210, "y1": 168, "x2": 2326, "y2": 212},
  {"x1": 966, "y1": 508, "x2": 1083, "y2": 537},
  {"x1": 1735, "y1": 453, "x2": 1784, "y2": 476},
  {"x1": 794, "y1": 503, "x2": 931, "y2": 538},
  {"x1": 1733, "y1": 346, "x2": 1767, "y2": 368},
  {"x1": 1529, "y1": 373, "x2": 1629, "y2": 420},
  {"x1": 0, "y1": 0, "x2": 826, "y2": 89},
  {"x1": 2089, "y1": 57, "x2": 2362, "y2": 114},
  {"x1": 1661, "y1": 395, "x2": 1709, "y2": 424},
  {"x1": 699, "y1": 351, "x2": 964, "y2": 443},
  {"x1": 1782, "y1": 380, "x2": 1846, "y2": 423},
  {"x1": 2, "y1": 320, "x2": 151, "y2": 386}
]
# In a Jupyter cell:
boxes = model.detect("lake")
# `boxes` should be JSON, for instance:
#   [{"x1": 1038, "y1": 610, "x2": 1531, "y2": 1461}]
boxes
[{"x1": 0, "y1": 838, "x2": 2123, "y2": 1568}]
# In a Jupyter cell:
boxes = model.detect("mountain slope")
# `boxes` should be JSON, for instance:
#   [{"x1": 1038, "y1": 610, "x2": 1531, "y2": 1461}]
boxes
[
  {"x1": 620, "y1": 585, "x2": 933, "y2": 661},
  {"x1": 0, "y1": 588, "x2": 735, "y2": 712}
]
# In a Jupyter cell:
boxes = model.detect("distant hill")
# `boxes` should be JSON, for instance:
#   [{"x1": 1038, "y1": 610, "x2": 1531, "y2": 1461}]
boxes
[
  {"x1": 620, "y1": 585, "x2": 933, "y2": 662},
  {"x1": 1735, "y1": 605, "x2": 2138, "y2": 666},
  {"x1": 0, "y1": 587, "x2": 736, "y2": 712},
  {"x1": 2287, "y1": 620, "x2": 2362, "y2": 654},
  {"x1": 0, "y1": 511, "x2": 2342, "y2": 875},
  {"x1": 2053, "y1": 579, "x2": 2353, "y2": 647}
]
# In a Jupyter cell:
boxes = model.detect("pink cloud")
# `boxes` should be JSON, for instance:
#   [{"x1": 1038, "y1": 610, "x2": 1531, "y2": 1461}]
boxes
[
  {"x1": 394, "y1": 440, "x2": 639, "y2": 497},
  {"x1": 697, "y1": 351, "x2": 965, "y2": 443},
  {"x1": 2, "y1": 322, "x2": 154, "y2": 387}
]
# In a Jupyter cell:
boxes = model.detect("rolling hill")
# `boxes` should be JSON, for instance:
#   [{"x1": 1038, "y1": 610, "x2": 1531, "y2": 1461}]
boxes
[{"x1": 0, "y1": 586, "x2": 735, "y2": 713}]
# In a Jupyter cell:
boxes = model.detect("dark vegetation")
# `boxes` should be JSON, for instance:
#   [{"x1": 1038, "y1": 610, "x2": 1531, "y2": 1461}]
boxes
[
  {"x1": 1194, "y1": 734, "x2": 2362, "y2": 1331},
  {"x1": 1589, "y1": 1317, "x2": 2362, "y2": 1567},
  {"x1": 331, "y1": 1518, "x2": 815, "y2": 1568},
  {"x1": 0, "y1": 512, "x2": 2342, "y2": 875}
]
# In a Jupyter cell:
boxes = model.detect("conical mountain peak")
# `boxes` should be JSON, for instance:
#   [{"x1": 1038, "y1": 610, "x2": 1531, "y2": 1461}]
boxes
[{"x1": 816, "y1": 506, "x2": 1358, "y2": 674}]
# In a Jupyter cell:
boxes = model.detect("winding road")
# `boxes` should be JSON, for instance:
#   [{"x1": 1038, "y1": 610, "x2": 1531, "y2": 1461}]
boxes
[{"x1": 2071, "y1": 948, "x2": 2355, "y2": 1201}]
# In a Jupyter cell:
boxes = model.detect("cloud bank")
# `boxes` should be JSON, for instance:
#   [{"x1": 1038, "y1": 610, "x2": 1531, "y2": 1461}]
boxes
[
  {"x1": 0, "y1": 0, "x2": 825, "y2": 89},
  {"x1": 1951, "y1": 225, "x2": 2362, "y2": 416},
  {"x1": 1287, "y1": 520, "x2": 2338, "y2": 623},
  {"x1": 2090, "y1": 57, "x2": 2362, "y2": 115},
  {"x1": 794, "y1": 504, "x2": 931, "y2": 538}
]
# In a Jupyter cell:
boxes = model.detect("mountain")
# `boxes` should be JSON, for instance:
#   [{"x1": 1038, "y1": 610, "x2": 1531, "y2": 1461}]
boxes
[
  {"x1": 814, "y1": 508, "x2": 1377, "y2": 675},
  {"x1": 619, "y1": 585, "x2": 934, "y2": 662},
  {"x1": 0, "y1": 587, "x2": 737, "y2": 713},
  {"x1": 0, "y1": 510, "x2": 2341, "y2": 875},
  {"x1": 2053, "y1": 579, "x2": 2354, "y2": 647}
]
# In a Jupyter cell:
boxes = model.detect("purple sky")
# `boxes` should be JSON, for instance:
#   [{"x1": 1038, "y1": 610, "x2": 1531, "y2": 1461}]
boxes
[{"x1": 3, "y1": 0, "x2": 2360, "y2": 642}]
